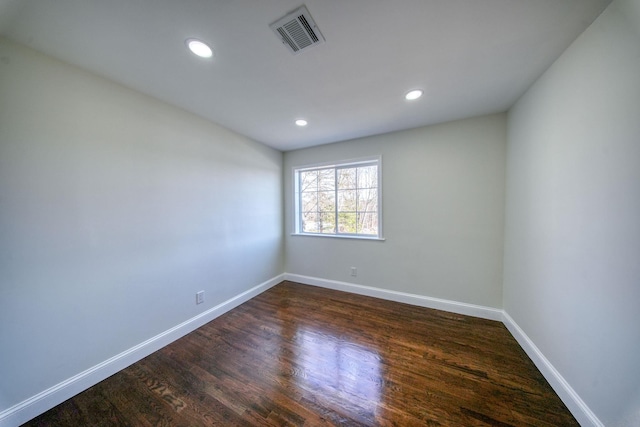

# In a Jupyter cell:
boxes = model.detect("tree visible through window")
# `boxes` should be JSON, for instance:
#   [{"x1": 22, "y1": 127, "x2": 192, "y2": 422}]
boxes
[{"x1": 294, "y1": 158, "x2": 381, "y2": 237}]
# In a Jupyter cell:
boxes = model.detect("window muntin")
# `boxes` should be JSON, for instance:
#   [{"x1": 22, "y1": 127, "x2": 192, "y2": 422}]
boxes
[{"x1": 294, "y1": 158, "x2": 381, "y2": 238}]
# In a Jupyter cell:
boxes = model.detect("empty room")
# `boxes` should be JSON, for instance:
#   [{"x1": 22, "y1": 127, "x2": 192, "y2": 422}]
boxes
[{"x1": 1, "y1": 0, "x2": 638, "y2": 426}]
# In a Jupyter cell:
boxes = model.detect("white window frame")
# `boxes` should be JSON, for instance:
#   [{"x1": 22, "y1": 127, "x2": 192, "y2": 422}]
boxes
[{"x1": 292, "y1": 156, "x2": 384, "y2": 240}]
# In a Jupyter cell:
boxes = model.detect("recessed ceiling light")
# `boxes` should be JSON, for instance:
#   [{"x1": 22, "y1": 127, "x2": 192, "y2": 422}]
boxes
[
  {"x1": 295, "y1": 119, "x2": 308, "y2": 127},
  {"x1": 405, "y1": 89, "x2": 423, "y2": 101},
  {"x1": 186, "y1": 38, "x2": 213, "y2": 58}
]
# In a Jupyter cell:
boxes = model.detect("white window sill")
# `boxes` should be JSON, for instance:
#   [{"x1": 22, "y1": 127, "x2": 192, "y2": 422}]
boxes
[{"x1": 291, "y1": 233, "x2": 385, "y2": 241}]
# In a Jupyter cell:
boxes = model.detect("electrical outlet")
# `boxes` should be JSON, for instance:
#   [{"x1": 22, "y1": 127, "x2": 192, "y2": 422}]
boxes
[
  {"x1": 350, "y1": 267, "x2": 357, "y2": 277},
  {"x1": 196, "y1": 290, "x2": 205, "y2": 305}
]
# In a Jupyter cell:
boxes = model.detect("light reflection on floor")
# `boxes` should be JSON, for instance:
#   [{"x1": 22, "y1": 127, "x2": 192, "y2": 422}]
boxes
[{"x1": 293, "y1": 326, "x2": 384, "y2": 421}]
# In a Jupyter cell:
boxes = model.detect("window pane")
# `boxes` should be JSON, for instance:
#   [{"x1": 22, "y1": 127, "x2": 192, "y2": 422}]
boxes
[
  {"x1": 357, "y1": 166, "x2": 377, "y2": 189},
  {"x1": 318, "y1": 169, "x2": 335, "y2": 191},
  {"x1": 319, "y1": 212, "x2": 336, "y2": 233},
  {"x1": 357, "y1": 212, "x2": 378, "y2": 235},
  {"x1": 337, "y1": 190, "x2": 356, "y2": 212},
  {"x1": 357, "y1": 188, "x2": 378, "y2": 212},
  {"x1": 338, "y1": 168, "x2": 356, "y2": 190},
  {"x1": 338, "y1": 212, "x2": 357, "y2": 233},
  {"x1": 295, "y1": 159, "x2": 380, "y2": 238},
  {"x1": 302, "y1": 212, "x2": 319, "y2": 233},
  {"x1": 318, "y1": 190, "x2": 335, "y2": 212},
  {"x1": 300, "y1": 170, "x2": 318, "y2": 192},
  {"x1": 301, "y1": 192, "x2": 318, "y2": 212}
]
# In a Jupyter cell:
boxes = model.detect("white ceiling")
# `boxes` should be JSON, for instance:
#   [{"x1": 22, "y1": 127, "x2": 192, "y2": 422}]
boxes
[{"x1": 0, "y1": 0, "x2": 611, "y2": 151}]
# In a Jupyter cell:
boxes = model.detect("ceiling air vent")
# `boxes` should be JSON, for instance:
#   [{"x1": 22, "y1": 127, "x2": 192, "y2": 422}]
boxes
[{"x1": 270, "y1": 5, "x2": 325, "y2": 55}]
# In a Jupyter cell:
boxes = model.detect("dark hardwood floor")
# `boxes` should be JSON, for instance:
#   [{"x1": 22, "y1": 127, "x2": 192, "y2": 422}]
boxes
[{"x1": 23, "y1": 281, "x2": 578, "y2": 426}]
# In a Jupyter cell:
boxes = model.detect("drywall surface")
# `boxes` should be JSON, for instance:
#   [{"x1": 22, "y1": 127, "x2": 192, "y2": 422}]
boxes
[
  {"x1": 284, "y1": 114, "x2": 506, "y2": 308},
  {"x1": 504, "y1": 0, "x2": 640, "y2": 425},
  {"x1": 0, "y1": 38, "x2": 283, "y2": 411}
]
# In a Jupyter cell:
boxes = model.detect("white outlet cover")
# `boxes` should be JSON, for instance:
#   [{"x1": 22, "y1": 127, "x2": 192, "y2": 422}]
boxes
[{"x1": 196, "y1": 291, "x2": 205, "y2": 304}]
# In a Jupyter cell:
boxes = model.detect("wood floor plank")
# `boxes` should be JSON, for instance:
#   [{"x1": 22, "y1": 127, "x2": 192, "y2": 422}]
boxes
[{"x1": 22, "y1": 281, "x2": 579, "y2": 426}]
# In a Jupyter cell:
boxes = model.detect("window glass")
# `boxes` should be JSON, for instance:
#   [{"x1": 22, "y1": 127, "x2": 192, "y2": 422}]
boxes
[{"x1": 294, "y1": 158, "x2": 381, "y2": 238}]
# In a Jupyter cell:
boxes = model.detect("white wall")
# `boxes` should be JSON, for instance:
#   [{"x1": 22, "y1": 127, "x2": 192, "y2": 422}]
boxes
[
  {"x1": 0, "y1": 38, "x2": 283, "y2": 414},
  {"x1": 284, "y1": 114, "x2": 506, "y2": 309},
  {"x1": 504, "y1": 0, "x2": 640, "y2": 425}
]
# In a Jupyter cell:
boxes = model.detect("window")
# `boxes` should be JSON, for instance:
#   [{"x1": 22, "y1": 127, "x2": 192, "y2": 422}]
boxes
[{"x1": 293, "y1": 157, "x2": 382, "y2": 239}]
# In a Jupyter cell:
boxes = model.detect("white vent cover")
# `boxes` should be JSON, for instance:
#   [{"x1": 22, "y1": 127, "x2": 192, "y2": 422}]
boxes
[{"x1": 270, "y1": 5, "x2": 325, "y2": 55}]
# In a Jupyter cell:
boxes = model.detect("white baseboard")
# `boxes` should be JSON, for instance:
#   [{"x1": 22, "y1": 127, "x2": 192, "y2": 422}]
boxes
[
  {"x1": 285, "y1": 273, "x2": 602, "y2": 426},
  {"x1": 284, "y1": 273, "x2": 503, "y2": 321},
  {"x1": 0, "y1": 274, "x2": 284, "y2": 427},
  {"x1": 501, "y1": 312, "x2": 604, "y2": 427},
  {"x1": 2, "y1": 273, "x2": 602, "y2": 427}
]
